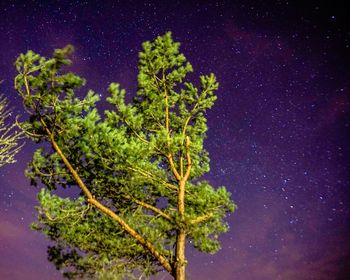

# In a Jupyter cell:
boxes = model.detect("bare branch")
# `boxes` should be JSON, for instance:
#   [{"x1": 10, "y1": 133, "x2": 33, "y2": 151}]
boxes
[{"x1": 0, "y1": 95, "x2": 24, "y2": 167}]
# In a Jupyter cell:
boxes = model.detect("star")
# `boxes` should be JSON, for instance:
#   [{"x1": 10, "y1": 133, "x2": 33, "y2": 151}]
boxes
[{"x1": 0, "y1": 1, "x2": 349, "y2": 279}]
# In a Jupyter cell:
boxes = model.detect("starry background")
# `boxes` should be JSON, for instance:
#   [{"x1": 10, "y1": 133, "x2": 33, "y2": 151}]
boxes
[{"x1": 0, "y1": 0, "x2": 350, "y2": 279}]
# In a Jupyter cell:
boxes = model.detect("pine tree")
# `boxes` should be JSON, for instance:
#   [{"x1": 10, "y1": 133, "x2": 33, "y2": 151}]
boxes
[{"x1": 14, "y1": 32, "x2": 235, "y2": 280}]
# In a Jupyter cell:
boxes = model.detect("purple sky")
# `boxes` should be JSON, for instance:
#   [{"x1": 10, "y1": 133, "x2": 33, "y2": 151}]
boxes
[{"x1": 1, "y1": 1, "x2": 350, "y2": 279}]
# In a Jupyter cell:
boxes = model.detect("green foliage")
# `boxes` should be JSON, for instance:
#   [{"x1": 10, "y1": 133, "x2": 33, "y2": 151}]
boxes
[
  {"x1": 15, "y1": 32, "x2": 236, "y2": 279},
  {"x1": 33, "y1": 189, "x2": 157, "y2": 279}
]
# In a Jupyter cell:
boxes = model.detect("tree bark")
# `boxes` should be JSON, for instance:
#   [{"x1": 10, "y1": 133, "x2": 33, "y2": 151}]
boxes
[
  {"x1": 175, "y1": 229, "x2": 186, "y2": 280},
  {"x1": 175, "y1": 177, "x2": 187, "y2": 280}
]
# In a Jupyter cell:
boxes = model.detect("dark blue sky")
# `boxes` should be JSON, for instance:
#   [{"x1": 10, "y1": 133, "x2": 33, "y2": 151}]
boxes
[{"x1": 0, "y1": 1, "x2": 349, "y2": 279}]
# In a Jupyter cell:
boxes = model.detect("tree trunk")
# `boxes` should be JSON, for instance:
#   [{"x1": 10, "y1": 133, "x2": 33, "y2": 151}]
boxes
[{"x1": 175, "y1": 229, "x2": 186, "y2": 280}]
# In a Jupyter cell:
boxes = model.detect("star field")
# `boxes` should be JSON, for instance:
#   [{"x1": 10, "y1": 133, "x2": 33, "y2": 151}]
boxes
[{"x1": 0, "y1": 1, "x2": 349, "y2": 279}]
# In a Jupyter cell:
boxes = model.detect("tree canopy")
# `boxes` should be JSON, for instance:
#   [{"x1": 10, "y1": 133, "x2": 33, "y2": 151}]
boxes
[{"x1": 14, "y1": 32, "x2": 235, "y2": 280}]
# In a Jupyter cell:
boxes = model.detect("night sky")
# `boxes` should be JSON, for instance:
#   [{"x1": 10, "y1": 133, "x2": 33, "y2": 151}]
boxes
[{"x1": 1, "y1": 1, "x2": 350, "y2": 279}]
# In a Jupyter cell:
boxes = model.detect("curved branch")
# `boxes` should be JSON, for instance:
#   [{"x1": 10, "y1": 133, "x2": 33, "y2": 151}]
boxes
[{"x1": 123, "y1": 194, "x2": 173, "y2": 222}]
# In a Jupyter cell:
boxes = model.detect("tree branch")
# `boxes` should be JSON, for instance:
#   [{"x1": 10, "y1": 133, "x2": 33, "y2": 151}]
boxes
[
  {"x1": 23, "y1": 74, "x2": 173, "y2": 274},
  {"x1": 123, "y1": 194, "x2": 173, "y2": 222},
  {"x1": 0, "y1": 97, "x2": 24, "y2": 167},
  {"x1": 127, "y1": 166, "x2": 178, "y2": 192},
  {"x1": 88, "y1": 197, "x2": 173, "y2": 274},
  {"x1": 124, "y1": 119, "x2": 149, "y2": 144},
  {"x1": 189, "y1": 213, "x2": 213, "y2": 225},
  {"x1": 45, "y1": 122, "x2": 172, "y2": 274},
  {"x1": 167, "y1": 153, "x2": 181, "y2": 181},
  {"x1": 183, "y1": 136, "x2": 192, "y2": 182},
  {"x1": 180, "y1": 84, "x2": 211, "y2": 145},
  {"x1": 160, "y1": 69, "x2": 181, "y2": 183}
]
